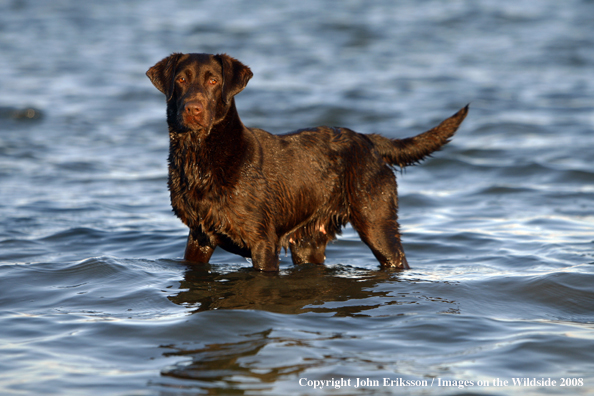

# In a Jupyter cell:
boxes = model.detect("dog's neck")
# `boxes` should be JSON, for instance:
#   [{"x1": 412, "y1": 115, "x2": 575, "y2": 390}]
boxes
[{"x1": 168, "y1": 99, "x2": 248, "y2": 195}]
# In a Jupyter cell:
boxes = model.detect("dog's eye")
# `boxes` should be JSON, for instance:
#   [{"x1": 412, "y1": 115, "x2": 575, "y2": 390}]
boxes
[
  {"x1": 177, "y1": 77, "x2": 186, "y2": 84},
  {"x1": 209, "y1": 78, "x2": 217, "y2": 85}
]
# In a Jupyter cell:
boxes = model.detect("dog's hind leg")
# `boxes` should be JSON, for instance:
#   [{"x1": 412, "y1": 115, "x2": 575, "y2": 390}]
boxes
[
  {"x1": 348, "y1": 175, "x2": 410, "y2": 269},
  {"x1": 350, "y1": 207, "x2": 409, "y2": 269}
]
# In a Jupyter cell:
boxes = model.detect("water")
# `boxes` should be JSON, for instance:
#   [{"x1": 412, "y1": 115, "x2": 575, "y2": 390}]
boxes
[{"x1": 1, "y1": 0, "x2": 594, "y2": 394}]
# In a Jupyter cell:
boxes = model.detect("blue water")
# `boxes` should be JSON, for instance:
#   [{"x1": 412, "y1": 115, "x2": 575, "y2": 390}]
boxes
[{"x1": 1, "y1": 0, "x2": 594, "y2": 395}]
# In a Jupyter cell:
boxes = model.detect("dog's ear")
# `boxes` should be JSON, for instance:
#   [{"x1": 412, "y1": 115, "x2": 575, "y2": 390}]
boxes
[
  {"x1": 214, "y1": 54, "x2": 253, "y2": 104},
  {"x1": 146, "y1": 53, "x2": 182, "y2": 100}
]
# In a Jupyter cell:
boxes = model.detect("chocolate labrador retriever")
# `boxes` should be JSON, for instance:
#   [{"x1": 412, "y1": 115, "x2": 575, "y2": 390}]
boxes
[{"x1": 147, "y1": 53, "x2": 468, "y2": 271}]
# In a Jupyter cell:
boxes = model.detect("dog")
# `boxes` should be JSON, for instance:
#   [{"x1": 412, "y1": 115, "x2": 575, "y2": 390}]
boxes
[{"x1": 146, "y1": 53, "x2": 468, "y2": 271}]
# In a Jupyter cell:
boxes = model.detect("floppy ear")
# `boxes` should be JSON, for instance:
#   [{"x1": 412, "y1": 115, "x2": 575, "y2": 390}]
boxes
[
  {"x1": 146, "y1": 53, "x2": 182, "y2": 100},
  {"x1": 214, "y1": 54, "x2": 253, "y2": 104}
]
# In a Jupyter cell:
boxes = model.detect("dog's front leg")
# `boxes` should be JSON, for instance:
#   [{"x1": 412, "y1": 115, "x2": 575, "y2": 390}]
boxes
[{"x1": 184, "y1": 229, "x2": 216, "y2": 263}]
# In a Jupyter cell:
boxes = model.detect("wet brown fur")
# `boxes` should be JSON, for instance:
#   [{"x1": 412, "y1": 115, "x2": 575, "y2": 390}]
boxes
[{"x1": 146, "y1": 53, "x2": 468, "y2": 271}]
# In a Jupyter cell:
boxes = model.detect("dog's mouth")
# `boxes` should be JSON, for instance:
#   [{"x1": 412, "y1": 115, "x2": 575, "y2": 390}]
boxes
[
  {"x1": 177, "y1": 113, "x2": 215, "y2": 133},
  {"x1": 181, "y1": 113, "x2": 205, "y2": 128}
]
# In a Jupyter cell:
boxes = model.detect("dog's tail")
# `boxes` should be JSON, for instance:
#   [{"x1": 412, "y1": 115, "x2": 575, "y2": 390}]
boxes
[{"x1": 368, "y1": 105, "x2": 469, "y2": 168}]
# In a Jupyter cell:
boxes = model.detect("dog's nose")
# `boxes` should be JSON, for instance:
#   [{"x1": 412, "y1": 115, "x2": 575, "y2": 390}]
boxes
[{"x1": 184, "y1": 101, "x2": 203, "y2": 116}]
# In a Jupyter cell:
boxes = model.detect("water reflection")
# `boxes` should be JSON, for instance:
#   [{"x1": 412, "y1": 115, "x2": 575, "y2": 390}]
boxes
[
  {"x1": 168, "y1": 263, "x2": 409, "y2": 316},
  {"x1": 161, "y1": 264, "x2": 462, "y2": 391},
  {"x1": 163, "y1": 264, "x2": 412, "y2": 391},
  {"x1": 161, "y1": 329, "x2": 305, "y2": 391}
]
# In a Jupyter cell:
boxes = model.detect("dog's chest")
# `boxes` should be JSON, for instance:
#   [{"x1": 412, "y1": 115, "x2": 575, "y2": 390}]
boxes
[{"x1": 168, "y1": 151, "x2": 251, "y2": 239}]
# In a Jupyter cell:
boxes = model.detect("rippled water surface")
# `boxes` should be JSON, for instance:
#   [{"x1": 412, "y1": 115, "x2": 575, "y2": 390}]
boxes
[{"x1": 2, "y1": 0, "x2": 594, "y2": 395}]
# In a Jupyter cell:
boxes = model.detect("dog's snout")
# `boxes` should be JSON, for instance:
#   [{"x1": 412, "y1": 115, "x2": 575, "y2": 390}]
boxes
[
  {"x1": 181, "y1": 100, "x2": 206, "y2": 127},
  {"x1": 184, "y1": 101, "x2": 203, "y2": 116}
]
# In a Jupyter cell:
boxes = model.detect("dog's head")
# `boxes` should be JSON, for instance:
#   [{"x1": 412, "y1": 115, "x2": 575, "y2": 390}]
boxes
[{"x1": 146, "y1": 53, "x2": 253, "y2": 134}]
